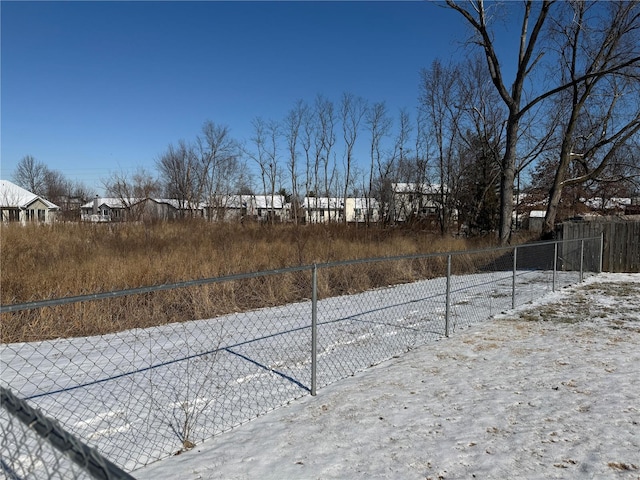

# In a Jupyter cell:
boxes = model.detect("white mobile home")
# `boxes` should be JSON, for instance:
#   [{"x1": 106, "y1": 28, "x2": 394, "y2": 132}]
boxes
[
  {"x1": 303, "y1": 197, "x2": 344, "y2": 223},
  {"x1": 391, "y1": 183, "x2": 447, "y2": 223},
  {"x1": 0, "y1": 180, "x2": 60, "y2": 224}
]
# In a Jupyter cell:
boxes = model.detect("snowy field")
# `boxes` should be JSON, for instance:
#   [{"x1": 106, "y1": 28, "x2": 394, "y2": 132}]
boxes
[{"x1": 135, "y1": 273, "x2": 640, "y2": 480}]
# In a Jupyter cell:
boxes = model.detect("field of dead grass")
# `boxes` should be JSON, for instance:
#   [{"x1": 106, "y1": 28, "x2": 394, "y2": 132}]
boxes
[{"x1": 1, "y1": 221, "x2": 507, "y2": 342}]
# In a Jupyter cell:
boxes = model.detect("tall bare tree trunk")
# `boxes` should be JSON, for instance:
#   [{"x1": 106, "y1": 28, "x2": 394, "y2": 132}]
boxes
[{"x1": 447, "y1": 0, "x2": 553, "y2": 244}]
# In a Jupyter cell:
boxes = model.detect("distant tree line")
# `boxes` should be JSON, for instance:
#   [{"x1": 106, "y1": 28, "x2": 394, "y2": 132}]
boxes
[{"x1": 12, "y1": 1, "x2": 640, "y2": 238}]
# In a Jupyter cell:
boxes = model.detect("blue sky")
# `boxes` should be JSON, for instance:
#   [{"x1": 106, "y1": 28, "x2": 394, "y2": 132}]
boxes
[{"x1": 1, "y1": 1, "x2": 519, "y2": 195}]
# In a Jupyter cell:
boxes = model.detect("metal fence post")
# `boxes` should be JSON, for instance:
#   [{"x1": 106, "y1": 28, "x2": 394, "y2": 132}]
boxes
[
  {"x1": 445, "y1": 254, "x2": 451, "y2": 337},
  {"x1": 580, "y1": 239, "x2": 584, "y2": 282},
  {"x1": 553, "y1": 241, "x2": 558, "y2": 292},
  {"x1": 512, "y1": 246, "x2": 517, "y2": 309},
  {"x1": 311, "y1": 264, "x2": 318, "y2": 396}
]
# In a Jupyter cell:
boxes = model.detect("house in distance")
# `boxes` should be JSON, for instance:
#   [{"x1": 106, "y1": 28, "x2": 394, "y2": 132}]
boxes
[{"x1": 0, "y1": 179, "x2": 60, "y2": 224}]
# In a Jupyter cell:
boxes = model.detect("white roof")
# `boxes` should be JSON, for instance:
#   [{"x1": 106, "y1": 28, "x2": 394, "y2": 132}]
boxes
[
  {"x1": 529, "y1": 210, "x2": 546, "y2": 218},
  {"x1": 81, "y1": 197, "x2": 136, "y2": 209},
  {"x1": 81, "y1": 197, "x2": 206, "y2": 210},
  {"x1": 348, "y1": 197, "x2": 379, "y2": 209},
  {"x1": 392, "y1": 182, "x2": 446, "y2": 194},
  {"x1": 136, "y1": 198, "x2": 206, "y2": 210},
  {"x1": 0, "y1": 179, "x2": 59, "y2": 209},
  {"x1": 583, "y1": 197, "x2": 632, "y2": 210},
  {"x1": 206, "y1": 195, "x2": 251, "y2": 209},
  {"x1": 253, "y1": 195, "x2": 285, "y2": 209},
  {"x1": 302, "y1": 197, "x2": 379, "y2": 210},
  {"x1": 303, "y1": 197, "x2": 344, "y2": 209}
]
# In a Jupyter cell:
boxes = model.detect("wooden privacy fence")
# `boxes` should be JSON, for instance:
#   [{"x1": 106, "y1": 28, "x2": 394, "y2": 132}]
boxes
[{"x1": 560, "y1": 215, "x2": 640, "y2": 273}]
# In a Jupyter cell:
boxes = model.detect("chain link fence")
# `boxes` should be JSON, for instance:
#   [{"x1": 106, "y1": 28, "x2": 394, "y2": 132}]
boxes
[
  {"x1": 1, "y1": 386, "x2": 134, "y2": 480},
  {"x1": 1, "y1": 237, "x2": 603, "y2": 477}
]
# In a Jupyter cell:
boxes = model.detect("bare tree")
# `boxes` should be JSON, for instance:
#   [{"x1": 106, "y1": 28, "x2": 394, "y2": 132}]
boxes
[
  {"x1": 248, "y1": 117, "x2": 280, "y2": 223},
  {"x1": 454, "y1": 56, "x2": 507, "y2": 234},
  {"x1": 300, "y1": 104, "x2": 314, "y2": 204},
  {"x1": 104, "y1": 167, "x2": 161, "y2": 200},
  {"x1": 456, "y1": 133, "x2": 502, "y2": 234},
  {"x1": 13, "y1": 155, "x2": 48, "y2": 195},
  {"x1": 446, "y1": 0, "x2": 554, "y2": 243},
  {"x1": 413, "y1": 108, "x2": 433, "y2": 192},
  {"x1": 542, "y1": 0, "x2": 640, "y2": 234},
  {"x1": 103, "y1": 167, "x2": 161, "y2": 219},
  {"x1": 419, "y1": 60, "x2": 464, "y2": 233},
  {"x1": 300, "y1": 95, "x2": 338, "y2": 222},
  {"x1": 340, "y1": 92, "x2": 368, "y2": 224},
  {"x1": 366, "y1": 102, "x2": 393, "y2": 224},
  {"x1": 155, "y1": 122, "x2": 241, "y2": 220},
  {"x1": 249, "y1": 117, "x2": 269, "y2": 203},
  {"x1": 284, "y1": 100, "x2": 308, "y2": 224},
  {"x1": 41, "y1": 169, "x2": 72, "y2": 207},
  {"x1": 446, "y1": 0, "x2": 640, "y2": 242},
  {"x1": 591, "y1": 142, "x2": 640, "y2": 208},
  {"x1": 388, "y1": 108, "x2": 421, "y2": 224},
  {"x1": 315, "y1": 95, "x2": 337, "y2": 220},
  {"x1": 394, "y1": 108, "x2": 414, "y2": 176},
  {"x1": 157, "y1": 140, "x2": 201, "y2": 215},
  {"x1": 309, "y1": 102, "x2": 325, "y2": 218},
  {"x1": 265, "y1": 119, "x2": 281, "y2": 223},
  {"x1": 197, "y1": 121, "x2": 241, "y2": 221},
  {"x1": 13, "y1": 155, "x2": 94, "y2": 220}
]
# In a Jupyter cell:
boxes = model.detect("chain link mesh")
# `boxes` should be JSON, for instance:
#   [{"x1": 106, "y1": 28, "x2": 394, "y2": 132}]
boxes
[
  {"x1": 0, "y1": 237, "x2": 601, "y2": 475},
  {"x1": 1, "y1": 386, "x2": 133, "y2": 480},
  {"x1": 2, "y1": 286, "x2": 314, "y2": 472}
]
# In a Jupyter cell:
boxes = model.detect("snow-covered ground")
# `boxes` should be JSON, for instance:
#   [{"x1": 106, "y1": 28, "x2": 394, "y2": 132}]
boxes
[
  {"x1": 135, "y1": 273, "x2": 640, "y2": 480},
  {"x1": 3, "y1": 265, "x2": 632, "y2": 478},
  {"x1": 3, "y1": 268, "x2": 574, "y2": 470}
]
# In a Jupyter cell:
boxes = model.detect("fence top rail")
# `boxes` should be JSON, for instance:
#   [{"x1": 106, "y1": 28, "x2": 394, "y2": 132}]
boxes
[
  {"x1": 0, "y1": 265, "x2": 311, "y2": 314},
  {"x1": 0, "y1": 236, "x2": 601, "y2": 314},
  {"x1": 318, "y1": 236, "x2": 600, "y2": 269}
]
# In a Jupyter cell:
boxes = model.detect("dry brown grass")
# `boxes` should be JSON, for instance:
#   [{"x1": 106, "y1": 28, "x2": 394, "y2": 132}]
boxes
[{"x1": 1, "y1": 221, "x2": 497, "y2": 343}]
